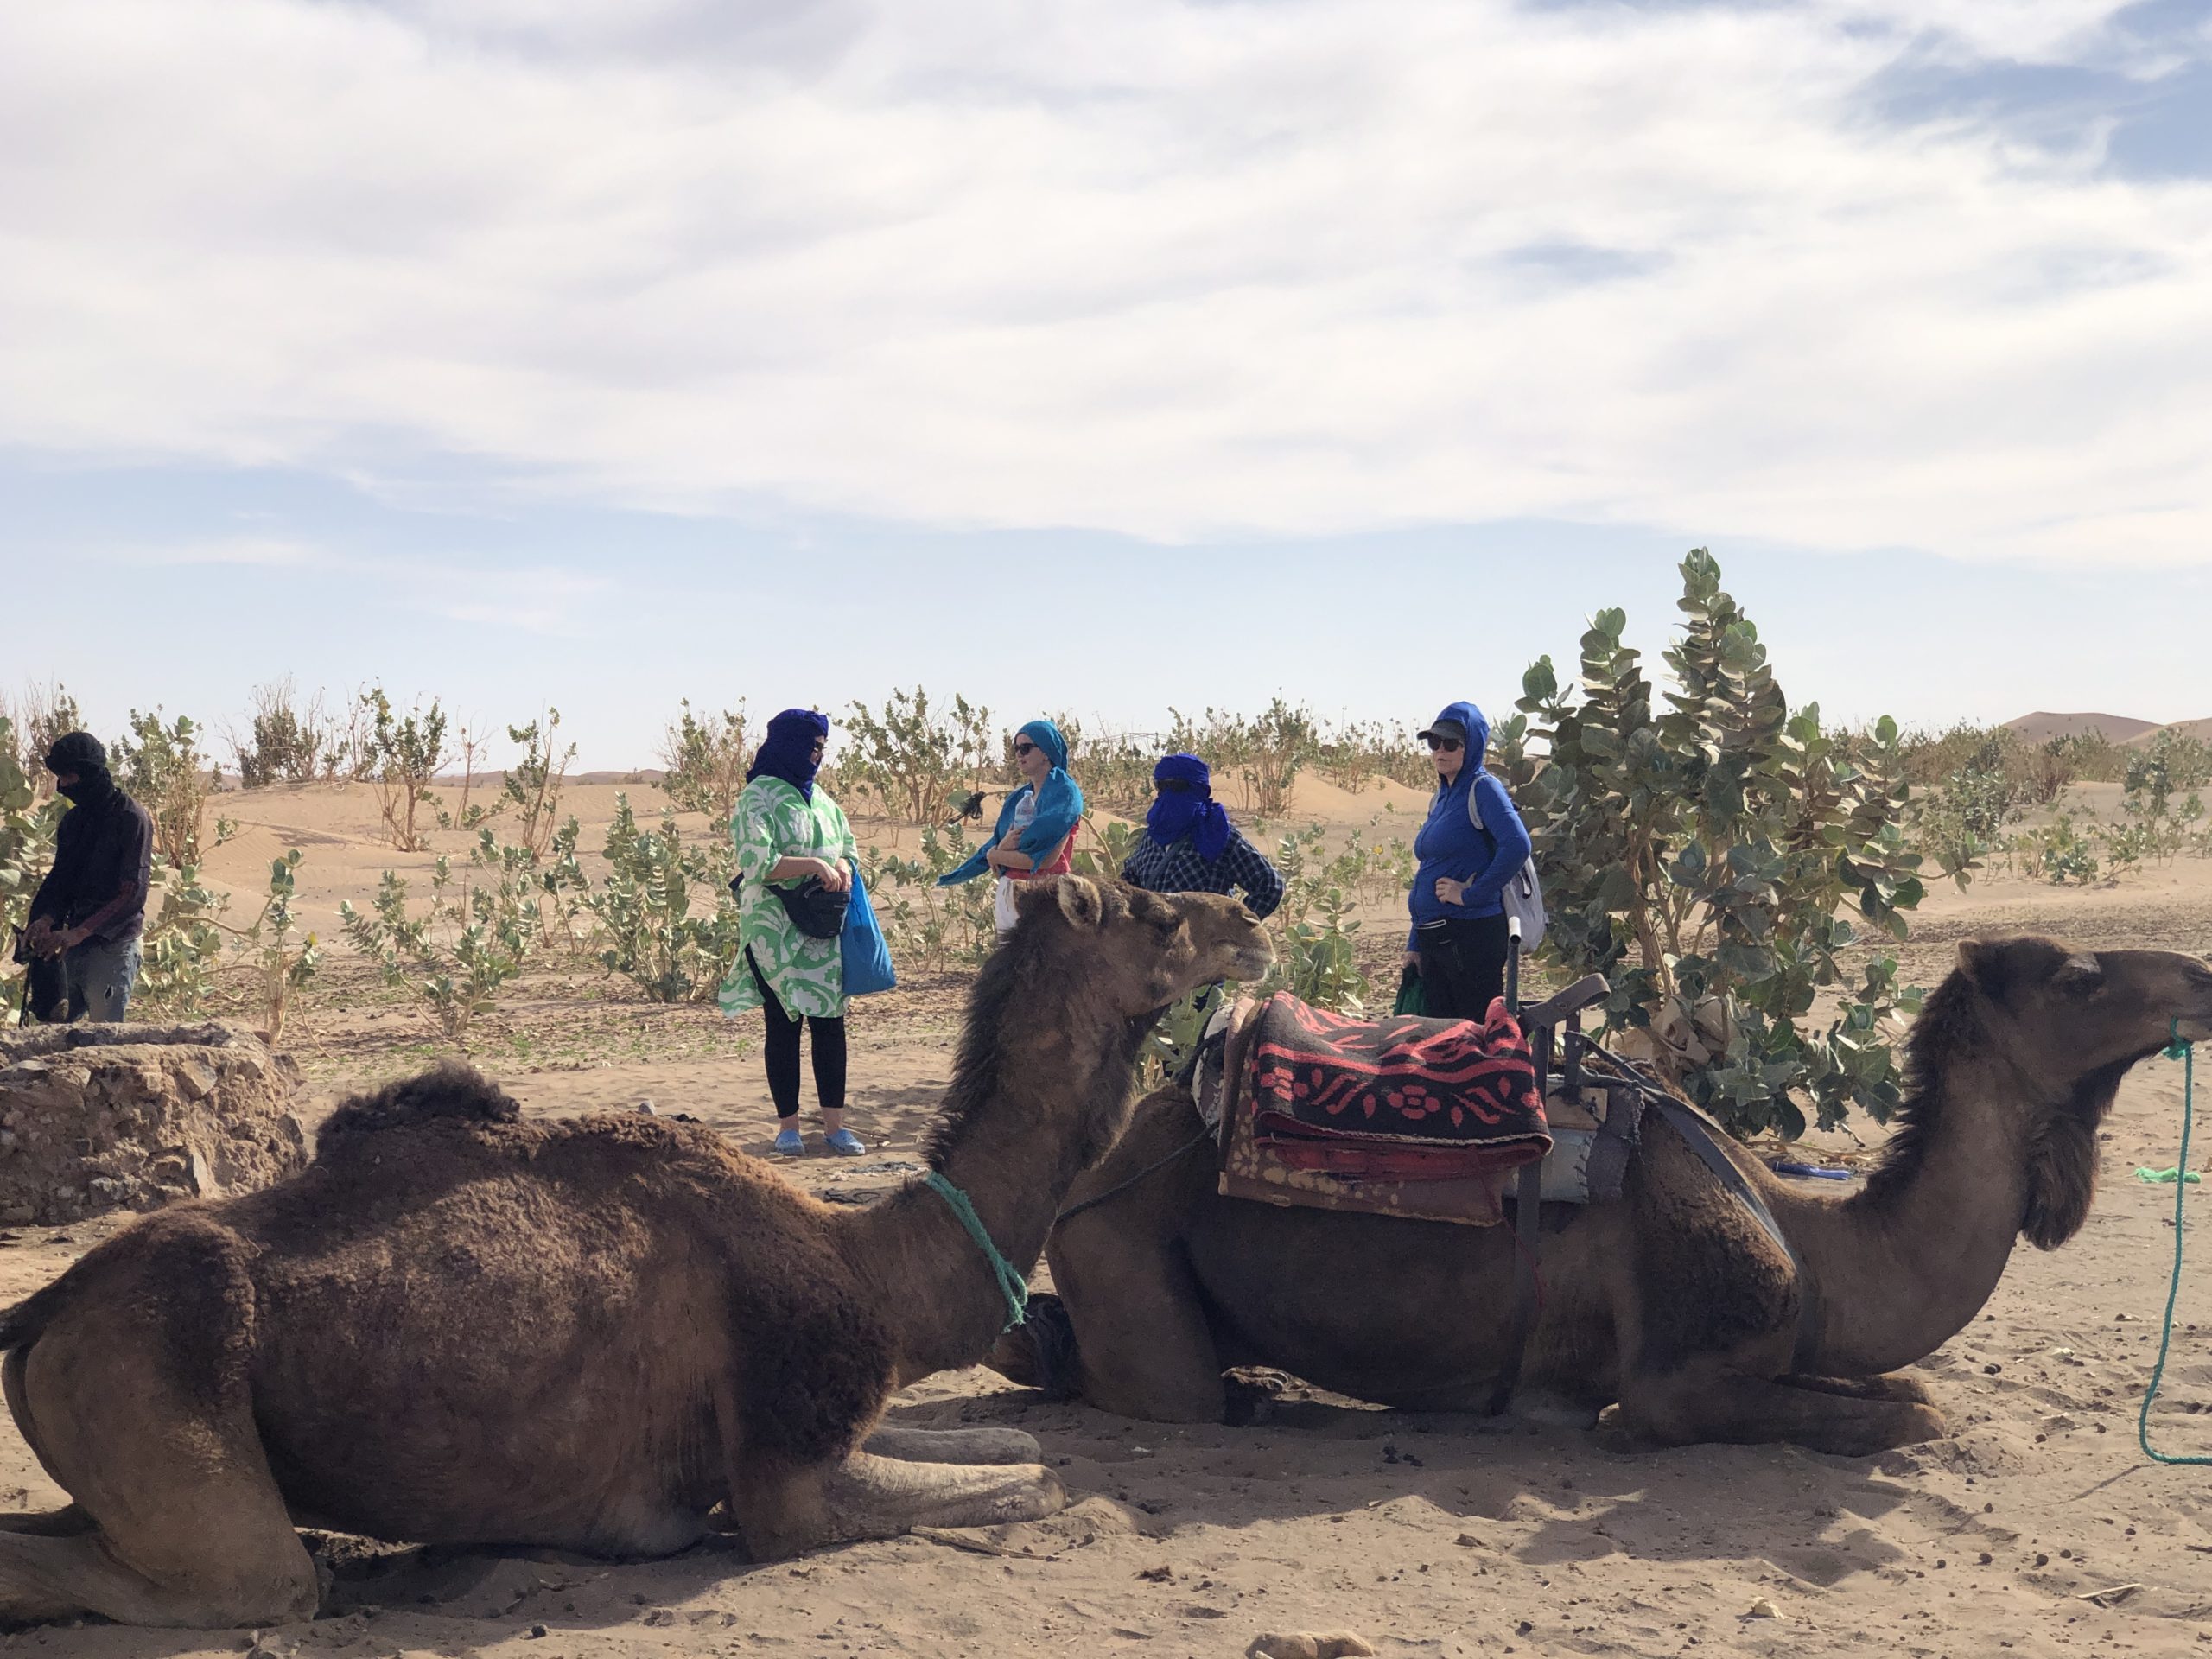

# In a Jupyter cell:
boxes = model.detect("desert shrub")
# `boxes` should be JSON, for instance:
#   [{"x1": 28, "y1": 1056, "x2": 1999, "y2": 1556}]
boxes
[
  {"x1": 1, "y1": 683, "x2": 82, "y2": 801},
  {"x1": 2048, "y1": 728, "x2": 2124, "y2": 784},
  {"x1": 432, "y1": 722, "x2": 501, "y2": 833},
  {"x1": 236, "y1": 850, "x2": 321, "y2": 1043},
  {"x1": 584, "y1": 794, "x2": 740, "y2": 1002},
  {"x1": 1316, "y1": 718, "x2": 1432, "y2": 793},
  {"x1": 1515, "y1": 550, "x2": 1937, "y2": 1141},
  {"x1": 659, "y1": 700, "x2": 750, "y2": 823},
  {"x1": 111, "y1": 710, "x2": 214, "y2": 867},
  {"x1": 842, "y1": 689, "x2": 996, "y2": 824},
  {"x1": 860, "y1": 827, "x2": 997, "y2": 975},
  {"x1": 500, "y1": 709, "x2": 575, "y2": 861},
  {"x1": 0, "y1": 718, "x2": 62, "y2": 1018},
  {"x1": 1168, "y1": 698, "x2": 1316, "y2": 817},
  {"x1": 359, "y1": 689, "x2": 448, "y2": 852},
  {"x1": 340, "y1": 836, "x2": 540, "y2": 1037},
  {"x1": 135, "y1": 858, "x2": 231, "y2": 1014},
  {"x1": 229, "y1": 678, "x2": 338, "y2": 788},
  {"x1": 2125, "y1": 728, "x2": 2212, "y2": 809}
]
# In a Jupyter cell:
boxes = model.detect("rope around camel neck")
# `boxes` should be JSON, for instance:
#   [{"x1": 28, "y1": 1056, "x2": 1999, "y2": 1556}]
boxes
[
  {"x1": 923, "y1": 1171, "x2": 1030, "y2": 1332},
  {"x1": 2139, "y1": 1019, "x2": 2210, "y2": 1466}
]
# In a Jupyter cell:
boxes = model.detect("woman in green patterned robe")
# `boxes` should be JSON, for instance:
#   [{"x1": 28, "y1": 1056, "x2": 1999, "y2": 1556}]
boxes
[{"x1": 716, "y1": 709, "x2": 865, "y2": 1157}]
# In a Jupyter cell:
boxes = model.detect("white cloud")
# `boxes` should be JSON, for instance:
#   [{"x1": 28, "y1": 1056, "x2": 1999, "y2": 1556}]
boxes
[{"x1": 2, "y1": 0, "x2": 2208, "y2": 563}]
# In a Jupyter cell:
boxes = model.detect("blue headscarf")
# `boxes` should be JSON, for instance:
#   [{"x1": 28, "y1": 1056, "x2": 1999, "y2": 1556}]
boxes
[
  {"x1": 747, "y1": 708, "x2": 830, "y2": 801},
  {"x1": 1146, "y1": 753, "x2": 1231, "y2": 863},
  {"x1": 938, "y1": 718, "x2": 1085, "y2": 886}
]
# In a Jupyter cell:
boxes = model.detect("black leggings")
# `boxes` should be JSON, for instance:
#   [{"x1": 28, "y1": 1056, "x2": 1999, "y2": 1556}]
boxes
[
  {"x1": 747, "y1": 949, "x2": 847, "y2": 1119},
  {"x1": 1415, "y1": 912, "x2": 1513, "y2": 1020}
]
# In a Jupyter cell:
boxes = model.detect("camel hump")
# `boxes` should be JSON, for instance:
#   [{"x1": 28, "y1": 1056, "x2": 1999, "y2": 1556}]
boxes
[{"x1": 315, "y1": 1063, "x2": 523, "y2": 1152}]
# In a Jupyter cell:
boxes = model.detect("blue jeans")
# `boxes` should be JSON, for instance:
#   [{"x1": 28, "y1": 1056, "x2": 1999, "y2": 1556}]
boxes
[{"x1": 60, "y1": 936, "x2": 142, "y2": 1023}]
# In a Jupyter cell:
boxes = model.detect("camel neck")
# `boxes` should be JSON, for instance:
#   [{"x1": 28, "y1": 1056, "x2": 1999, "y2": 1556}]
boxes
[
  {"x1": 1778, "y1": 1051, "x2": 2035, "y2": 1376},
  {"x1": 839, "y1": 975, "x2": 1152, "y2": 1383}
]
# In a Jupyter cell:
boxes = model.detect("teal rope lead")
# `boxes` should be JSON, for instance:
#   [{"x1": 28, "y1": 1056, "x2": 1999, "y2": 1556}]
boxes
[
  {"x1": 2139, "y1": 1019, "x2": 2210, "y2": 1467},
  {"x1": 924, "y1": 1171, "x2": 1030, "y2": 1332}
]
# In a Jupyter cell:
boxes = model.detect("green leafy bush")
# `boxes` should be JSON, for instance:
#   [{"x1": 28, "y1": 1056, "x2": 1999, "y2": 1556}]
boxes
[
  {"x1": 500, "y1": 709, "x2": 576, "y2": 861},
  {"x1": 859, "y1": 827, "x2": 996, "y2": 975},
  {"x1": 230, "y1": 678, "x2": 337, "y2": 788},
  {"x1": 340, "y1": 836, "x2": 540, "y2": 1037},
  {"x1": 135, "y1": 857, "x2": 231, "y2": 1014},
  {"x1": 658, "y1": 701, "x2": 750, "y2": 823},
  {"x1": 112, "y1": 709, "x2": 213, "y2": 866},
  {"x1": 238, "y1": 850, "x2": 321, "y2": 1042},
  {"x1": 359, "y1": 689, "x2": 448, "y2": 853},
  {"x1": 0, "y1": 718, "x2": 62, "y2": 1019},
  {"x1": 584, "y1": 794, "x2": 740, "y2": 1001},
  {"x1": 1511, "y1": 550, "x2": 1932, "y2": 1140},
  {"x1": 842, "y1": 689, "x2": 996, "y2": 824}
]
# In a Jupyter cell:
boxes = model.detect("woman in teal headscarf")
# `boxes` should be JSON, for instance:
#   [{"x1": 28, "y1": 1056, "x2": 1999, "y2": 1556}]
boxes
[{"x1": 938, "y1": 719, "x2": 1084, "y2": 937}]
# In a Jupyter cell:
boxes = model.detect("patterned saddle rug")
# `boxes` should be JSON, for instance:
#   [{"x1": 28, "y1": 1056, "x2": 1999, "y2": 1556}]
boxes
[{"x1": 1216, "y1": 992, "x2": 1553, "y2": 1226}]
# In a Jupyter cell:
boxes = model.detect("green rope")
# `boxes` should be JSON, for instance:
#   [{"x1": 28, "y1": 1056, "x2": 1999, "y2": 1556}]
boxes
[
  {"x1": 924, "y1": 1171, "x2": 1030, "y2": 1332},
  {"x1": 2139, "y1": 1018, "x2": 2210, "y2": 1466}
]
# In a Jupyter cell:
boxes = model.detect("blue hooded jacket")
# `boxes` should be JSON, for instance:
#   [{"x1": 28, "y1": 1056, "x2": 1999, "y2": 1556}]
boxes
[
  {"x1": 1407, "y1": 701, "x2": 1532, "y2": 945},
  {"x1": 938, "y1": 719, "x2": 1085, "y2": 887}
]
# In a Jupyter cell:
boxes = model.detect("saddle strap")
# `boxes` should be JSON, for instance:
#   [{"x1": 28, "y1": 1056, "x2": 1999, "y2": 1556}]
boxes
[
  {"x1": 1487, "y1": 1160, "x2": 1544, "y2": 1414},
  {"x1": 1652, "y1": 1098, "x2": 1821, "y2": 1374}
]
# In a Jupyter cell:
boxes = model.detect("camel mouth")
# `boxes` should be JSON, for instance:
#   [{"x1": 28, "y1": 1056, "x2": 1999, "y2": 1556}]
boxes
[{"x1": 1223, "y1": 943, "x2": 1275, "y2": 981}]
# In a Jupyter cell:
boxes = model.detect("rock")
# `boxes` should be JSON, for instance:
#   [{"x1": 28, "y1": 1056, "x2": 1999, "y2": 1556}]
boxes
[
  {"x1": 0, "y1": 1027, "x2": 307, "y2": 1225},
  {"x1": 636, "y1": 1098, "x2": 657, "y2": 1116},
  {"x1": 1246, "y1": 1635, "x2": 1375, "y2": 1659},
  {"x1": 1744, "y1": 1598, "x2": 1779, "y2": 1619}
]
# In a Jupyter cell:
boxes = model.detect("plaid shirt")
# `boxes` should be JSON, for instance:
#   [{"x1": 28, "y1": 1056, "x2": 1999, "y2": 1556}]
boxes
[{"x1": 1121, "y1": 826, "x2": 1285, "y2": 919}]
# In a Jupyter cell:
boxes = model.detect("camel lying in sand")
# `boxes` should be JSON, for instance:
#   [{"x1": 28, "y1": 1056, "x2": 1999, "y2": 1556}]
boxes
[
  {"x1": 989, "y1": 938, "x2": 2212, "y2": 1456},
  {"x1": 0, "y1": 875, "x2": 1271, "y2": 1629}
]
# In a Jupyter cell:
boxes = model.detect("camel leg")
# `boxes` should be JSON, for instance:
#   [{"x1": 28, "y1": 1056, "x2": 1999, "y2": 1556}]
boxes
[
  {"x1": 1778, "y1": 1371, "x2": 1938, "y2": 1408},
  {"x1": 0, "y1": 1238, "x2": 319, "y2": 1627},
  {"x1": 1612, "y1": 1366, "x2": 1947, "y2": 1458},
  {"x1": 728, "y1": 1452, "x2": 1066, "y2": 1559},
  {"x1": 861, "y1": 1426, "x2": 1043, "y2": 1465},
  {"x1": 1046, "y1": 1102, "x2": 1228, "y2": 1423}
]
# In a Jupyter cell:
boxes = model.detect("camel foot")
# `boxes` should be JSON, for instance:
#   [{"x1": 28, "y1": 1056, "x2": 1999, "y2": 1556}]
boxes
[
  {"x1": 0, "y1": 1508, "x2": 92, "y2": 1539},
  {"x1": 734, "y1": 1452, "x2": 1066, "y2": 1558},
  {"x1": 0, "y1": 1529, "x2": 319, "y2": 1629},
  {"x1": 862, "y1": 1426, "x2": 1043, "y2": 1465},
  {"x1": 1612, "y1": 1370, "x2": 1948, "y2": 1458},
  {"x1": 1507, "y1": 1389, "x2": 1603, "y2": 1431}
]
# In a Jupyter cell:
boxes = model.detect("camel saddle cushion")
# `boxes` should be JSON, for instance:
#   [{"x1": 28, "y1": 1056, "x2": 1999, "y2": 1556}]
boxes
[{"x1": 1217, "y1": 992, "x2": 1553, "y2": 1228}]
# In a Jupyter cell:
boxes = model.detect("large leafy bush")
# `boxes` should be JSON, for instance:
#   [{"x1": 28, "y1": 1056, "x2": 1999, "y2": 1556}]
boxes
[{"x1": 1506, "y1": 550, "x2": 1935, "y2": 1139}]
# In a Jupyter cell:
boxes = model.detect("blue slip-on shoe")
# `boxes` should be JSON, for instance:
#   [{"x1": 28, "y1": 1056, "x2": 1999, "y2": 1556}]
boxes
[
  {"x1": 826, "y1": 1128, "x2": 868, "y2": 1157},
  {"x1": 772, "y1": 1127, "x2": 804, "y2": 1157}
]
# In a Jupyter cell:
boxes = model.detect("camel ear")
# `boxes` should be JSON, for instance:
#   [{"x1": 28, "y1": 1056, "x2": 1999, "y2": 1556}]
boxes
[{"x1": 1054, "y1": 874, "x2": 1105, "y2": 931}]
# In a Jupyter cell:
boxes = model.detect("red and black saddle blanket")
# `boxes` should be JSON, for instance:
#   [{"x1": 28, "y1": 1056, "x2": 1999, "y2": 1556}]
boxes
[{"x1": 1218, "y1": 993, "x2": 1552, "y2": 1224}]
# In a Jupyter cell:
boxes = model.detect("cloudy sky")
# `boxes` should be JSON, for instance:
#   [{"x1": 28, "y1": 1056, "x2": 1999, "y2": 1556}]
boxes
[{"x1": 4, "y1": 0, "x2": 2209, "y2": 767}]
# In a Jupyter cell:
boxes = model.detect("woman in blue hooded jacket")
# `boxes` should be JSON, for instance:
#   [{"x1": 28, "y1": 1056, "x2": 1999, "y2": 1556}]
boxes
[
  {"x1": 938, "y1": 719, "x2": 1084, "y2": 937},
  {"x1": 1404, "y1": 701, "x2": 1532, "y2": 1020}
]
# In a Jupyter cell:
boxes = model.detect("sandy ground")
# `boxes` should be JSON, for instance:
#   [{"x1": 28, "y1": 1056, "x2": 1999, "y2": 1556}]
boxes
[{"x1": 1, "y1": 779, "x2": 2209, "y2": 1657}]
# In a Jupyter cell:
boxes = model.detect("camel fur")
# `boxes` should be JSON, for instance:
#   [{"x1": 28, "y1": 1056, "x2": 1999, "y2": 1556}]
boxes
[
  {"x1": 0, "y1": 875, "x2": 1271, "y2": 1628},
  {"x1": 988, "y1": 938, "x2": 2212, "y2": 1456}
]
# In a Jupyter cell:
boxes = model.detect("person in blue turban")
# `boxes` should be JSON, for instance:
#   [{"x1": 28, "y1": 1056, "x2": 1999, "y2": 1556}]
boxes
[
  {"x1": 1120, "y1": 753, "x2": 1283, "y2": 919},
  {"x1": 938, "y1": 719, "x2": 1085, "y2": 938}
]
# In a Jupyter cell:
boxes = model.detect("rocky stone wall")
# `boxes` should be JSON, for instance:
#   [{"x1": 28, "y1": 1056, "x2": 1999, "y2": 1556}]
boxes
[{"x1": 0, "y1": 1024, "x2": 309, "y2": 1225}]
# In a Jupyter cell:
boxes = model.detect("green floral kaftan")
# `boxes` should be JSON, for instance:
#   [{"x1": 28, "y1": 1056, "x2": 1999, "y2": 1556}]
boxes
[{"x1": 716, "y1": 777, "x2": 859, "y2": 1021}]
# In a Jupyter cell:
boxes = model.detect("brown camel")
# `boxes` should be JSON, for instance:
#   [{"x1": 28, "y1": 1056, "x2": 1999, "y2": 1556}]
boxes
[
  {"x1": 0, "y1": 875, "x2": 1271, "y2": 1628},
  {"x1": 989, "y1": 938, "x2": 2212, "y2": 1456}
]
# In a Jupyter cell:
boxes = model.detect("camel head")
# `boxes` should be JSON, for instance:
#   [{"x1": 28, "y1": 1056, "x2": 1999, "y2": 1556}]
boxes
[
  {"x1": 1909, "y1": 937, "x2": 2212, "y2": 1248},
  {"x1": 1007, "y1": 875, "x2": 1274, "y2": 1013}
]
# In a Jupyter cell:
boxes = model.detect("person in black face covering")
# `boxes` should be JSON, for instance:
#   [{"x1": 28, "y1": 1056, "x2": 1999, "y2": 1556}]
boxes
[{"x1": 22, "y1": 733, "x2": 155, "y2": 1022}]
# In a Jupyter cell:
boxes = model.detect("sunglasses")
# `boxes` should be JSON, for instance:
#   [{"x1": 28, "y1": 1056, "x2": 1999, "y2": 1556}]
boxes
[
  {"x1": 1425, "y1": 736, "x2": 1463, "y2": 753},
  {"x1": 1013, "y1": 741, "x2": 1039, "y2": 757}
]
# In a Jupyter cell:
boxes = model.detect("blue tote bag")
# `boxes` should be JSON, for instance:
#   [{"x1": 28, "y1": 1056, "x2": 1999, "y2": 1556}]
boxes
[{"x1": 840, "y1": 867, "x2": 897, "y2": 997}]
